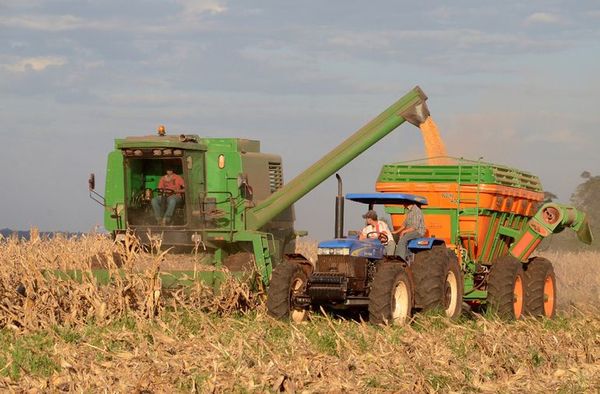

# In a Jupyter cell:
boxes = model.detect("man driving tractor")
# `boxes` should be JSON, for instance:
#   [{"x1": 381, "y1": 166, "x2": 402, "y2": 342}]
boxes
[{"x1": 359, "y1": 210, "x2": 396, "y2": 255}]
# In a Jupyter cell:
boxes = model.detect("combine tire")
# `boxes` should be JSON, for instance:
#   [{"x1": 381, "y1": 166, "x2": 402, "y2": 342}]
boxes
[
  {"x1": 487, "y1": 255, "x2": 525, "y2": 319},
  {"x1": 411, "y1": 246, "x2": 463, "y2": 318},
  {"x1": 266, "y1": 260, "x2": 308, "y2": 322},
  {"x1": 523, "y1": 257, "x2": 556, "y2": 318},
  {"x1": 369, "y1": 262, "x2": 413, "y2": 325}
]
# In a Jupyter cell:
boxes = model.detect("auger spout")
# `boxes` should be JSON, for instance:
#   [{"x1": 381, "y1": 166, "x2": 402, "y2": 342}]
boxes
[
  {"x1": 245, "y1": 86, "x2": 429, "y2": 231},
  {"x1": 509, "y1": 203, "x2": 594, "y2": 261}
]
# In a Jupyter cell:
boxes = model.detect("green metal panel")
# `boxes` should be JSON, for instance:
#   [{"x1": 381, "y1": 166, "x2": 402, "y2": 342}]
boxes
[
  {"x1": 204, "y1": 139, "x2": 246, "y2": 233},
  {"x1": 480, "y1": 211, "x2": 499, "y2": 262},
  {"x1": 233, "y1": 230, "x2": 274, "y2": 285},
  {"x1": 378, "y1": 158, "x2": 543, "y2": 192},
  {"x1": 115, "y1": 135, "x2": 207, "y2": 151},
  {"x1": 104, "y1": 150, "x2": 125, "y2": 231}
]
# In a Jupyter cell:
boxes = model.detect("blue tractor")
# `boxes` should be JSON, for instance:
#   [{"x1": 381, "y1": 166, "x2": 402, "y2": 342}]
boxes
[{"x1": 266, "y1": 185, "x2": 463, "y2": 325}]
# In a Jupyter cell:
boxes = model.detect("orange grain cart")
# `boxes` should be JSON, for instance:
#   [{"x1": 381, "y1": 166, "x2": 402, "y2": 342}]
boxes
[{"x1": 376, "y1": 157, "x2": 544, "y2": 263}]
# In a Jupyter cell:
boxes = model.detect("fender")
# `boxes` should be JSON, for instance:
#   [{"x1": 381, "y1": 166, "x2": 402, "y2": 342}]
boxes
[
  {"x1": 408, "y1": 237, "x2": 445, "y2": 251},
  {"x1": 284, "y1": 253, "x2": 314, "y2": 276}
]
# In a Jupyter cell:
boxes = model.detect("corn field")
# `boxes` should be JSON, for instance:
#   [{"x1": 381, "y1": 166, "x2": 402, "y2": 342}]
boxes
[{"x1": 0, "y1": 234, "x2": 598, "y2": 392}]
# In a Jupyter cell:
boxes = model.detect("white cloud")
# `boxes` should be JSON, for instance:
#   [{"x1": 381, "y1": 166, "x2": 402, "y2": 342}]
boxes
[
  {"x1": 326, "y1": 28, "x2": 557, "y2": 53},
  {"x1": 3, "y1": 56, "x2": 67, "y2": 72},
  {"x1": 177, "y1": 0, "x2": 227, "y2": 21},
  {"x1": 0, "y1": 0, "x2": 43, "y2": 7},
  {"x1": 0, "y1": 14, "x2": 83, "y2": 31},
  {"x1": 525, "y1": 12, "x2": 564, "y2": 25},
  {"x1": 525, "y1": 129, "x2": 583, "y2": 144},
  {"x1": 586, "y1": 10, "x2": 600, "y2": 19}
]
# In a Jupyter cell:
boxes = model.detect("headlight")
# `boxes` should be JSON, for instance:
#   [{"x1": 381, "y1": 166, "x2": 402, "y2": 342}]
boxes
[
  {"x1": 317, "y1": 247, "x2": 330, "y2": 255},
  {"x1": 318, "y1": 247, "x2": 350, "y2": 256},
  {"x1": 333, "y1": 248, "x2": 350, "y2": 255}
]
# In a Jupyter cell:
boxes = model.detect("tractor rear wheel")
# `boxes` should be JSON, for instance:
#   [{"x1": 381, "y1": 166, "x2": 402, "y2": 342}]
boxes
[
  {"x1": 487, "y1": 255, "x2": 525, "y2": 319},
  {"x1": 411, "y1": 246, "x2": 463, "y2": 318},
  {"x1": 266, "y1": 260, "x2": 309, "y2": 322},
  {"x1": 444, "y1": 251, "x2": 464, "y2": 319},
  {"x1": 369, "y1": 262, "x2": 413, "y2": 325},
  {"x1": 523, "y1": 257, "x2": 556, "y2": 318}
]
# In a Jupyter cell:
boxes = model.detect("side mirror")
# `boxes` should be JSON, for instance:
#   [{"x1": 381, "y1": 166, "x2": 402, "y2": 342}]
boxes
[{"x1": 88, "y1": 173, "x2": 96, "y2": 191}]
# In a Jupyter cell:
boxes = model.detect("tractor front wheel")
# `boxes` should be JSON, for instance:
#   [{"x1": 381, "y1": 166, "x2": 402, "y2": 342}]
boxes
[
  {"x1": 369, "y1": 262, "x2": 413, "y2": 325},
  {"x1": 523, "y1": 257, "x2": 556, "y2": 318},
  {"x1": 487, "y1": 256, "x2": 525, "y2": 319},
  {"x1": 412, "y1": 246, "x2": 463, "y2": 318},
  {"x1": 266, "y1": 260, "x2": 309, "y2": 322}
]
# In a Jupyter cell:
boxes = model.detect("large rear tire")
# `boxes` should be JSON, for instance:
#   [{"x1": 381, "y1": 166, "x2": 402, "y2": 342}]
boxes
[
  {"x1": 411, "y1": 246, "x2": 463, "y2": 318},
  {"x1": 369, "y1": 262, "x2": 413, "y2": 325},
  {"x1": 523, "y1": 257, "x2": 556, "y2": 318},
  {"x1": 266, "y1": 260, "x2": 309, "y2": 322},
  {"x1": 444, "y1": 251, "x2": 464, "y2": 319},
  {"x1": 487, "y1": 255, "x2": 525, "y2": 320}
]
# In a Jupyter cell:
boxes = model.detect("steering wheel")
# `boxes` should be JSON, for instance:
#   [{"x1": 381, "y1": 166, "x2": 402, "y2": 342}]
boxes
[
  {"x1": 154, "y1": 188, "x2": 175, "y2": 197},
  {"x1": 366, "y1": 231, "x2": 389, "y2": 245}
]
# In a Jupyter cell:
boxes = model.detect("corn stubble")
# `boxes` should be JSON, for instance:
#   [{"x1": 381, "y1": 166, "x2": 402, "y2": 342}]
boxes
[{"x1": 0, "y1": 234, "x2": 598, "y2": 392}]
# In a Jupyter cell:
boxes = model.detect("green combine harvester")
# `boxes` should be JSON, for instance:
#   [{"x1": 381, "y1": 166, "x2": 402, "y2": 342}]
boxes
[{"x1": 89, "y1": 86, "x2": 431, "y2": 286}]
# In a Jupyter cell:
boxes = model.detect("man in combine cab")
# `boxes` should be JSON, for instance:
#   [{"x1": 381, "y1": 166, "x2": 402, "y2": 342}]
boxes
[
  {"x1": 151, "y1": 167, "x2": 185, "y2": 225},
  {"x1": 393, "y1": 202, "x2": 426, "y2": 261},
  {"x1": 359, "y1": 210, "x2": 396, "y2": 255}
]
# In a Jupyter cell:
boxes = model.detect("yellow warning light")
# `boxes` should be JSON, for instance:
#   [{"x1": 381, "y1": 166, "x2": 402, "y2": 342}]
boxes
[
  {"x1": 218, "y1": 154, "x2": 225, "y2": 169},
  {"x1": 157, "y1": 125, "x2": 166, "y2": 136}
]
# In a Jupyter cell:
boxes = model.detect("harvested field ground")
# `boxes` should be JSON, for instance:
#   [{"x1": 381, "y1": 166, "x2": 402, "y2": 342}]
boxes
[{"x1": 0, "y1": 235, "x2": 599, "y2": 392}]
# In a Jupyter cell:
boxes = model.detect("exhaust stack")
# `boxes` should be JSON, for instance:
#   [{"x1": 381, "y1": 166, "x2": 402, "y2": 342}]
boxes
[{"x1": 334, "y1": 174, "x2": 344, "y2": 238}]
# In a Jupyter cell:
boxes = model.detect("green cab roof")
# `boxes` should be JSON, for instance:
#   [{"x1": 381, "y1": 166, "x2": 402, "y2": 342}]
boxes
[
  {"x1": 115, "y1": 135, "x2": 207, "y2": 151},
  {"x1": 114, "y1": 135, "x2": 262, "y2": 153}
]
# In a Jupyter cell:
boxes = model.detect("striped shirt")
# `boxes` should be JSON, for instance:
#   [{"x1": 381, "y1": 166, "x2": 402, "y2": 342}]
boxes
[{"x1": 404, "y1": 205, "x2": 426, "y2": 236}]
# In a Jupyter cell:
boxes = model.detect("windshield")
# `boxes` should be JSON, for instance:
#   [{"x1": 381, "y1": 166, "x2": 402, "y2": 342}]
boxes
[{"x1": 124, "y1": 157, "x2": 187, "y2": 226}]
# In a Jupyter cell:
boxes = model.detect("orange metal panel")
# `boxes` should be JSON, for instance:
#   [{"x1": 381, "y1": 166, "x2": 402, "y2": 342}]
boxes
[
  {"x1": 376, "y1": 182, "x2": 543, "y2": 216},
  {"x1": 390, "y1": 213, "x2": 452, "y2": 245},
  {"x1": 510, "y1": 231, "x2": 535, "y2": 258}
]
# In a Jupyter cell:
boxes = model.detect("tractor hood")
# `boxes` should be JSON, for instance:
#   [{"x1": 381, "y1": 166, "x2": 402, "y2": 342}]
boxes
[{"x1": 317, "y1": 238, "x2": 384, "y2": 259}]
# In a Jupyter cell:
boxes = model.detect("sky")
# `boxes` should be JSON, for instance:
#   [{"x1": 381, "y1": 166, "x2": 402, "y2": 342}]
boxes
[{"x1": 1, "y1": 0, "x2": 599, "y2": 240}]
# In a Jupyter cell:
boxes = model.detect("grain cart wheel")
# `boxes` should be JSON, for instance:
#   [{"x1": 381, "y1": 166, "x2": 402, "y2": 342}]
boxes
[
  {"x1": 487, "y1": 256, "x2": 525, "y2": 319},
  {"x1": 523, "y1": 257, "x2": 556, "y2": 318},
  {"x1": 444, "y1": 251, "x2": 464, "y2": 319},
  {"x1": 369, "y1": 262, "x2": 413, "y2": 325},
  {"x1": 411, "y1": 246, "x2": 462, "y2": 317},
  {"x1": 266, "y1": 260, "x2": 309, "y2": 322}
]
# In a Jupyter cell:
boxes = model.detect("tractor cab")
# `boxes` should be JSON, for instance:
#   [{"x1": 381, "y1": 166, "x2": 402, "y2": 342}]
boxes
[{"x1": 317, "y1": 192, "x2": 435, "y2": 259}]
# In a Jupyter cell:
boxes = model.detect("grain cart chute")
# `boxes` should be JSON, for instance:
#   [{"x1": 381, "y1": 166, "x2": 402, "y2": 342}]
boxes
[
  {"x1": 375, "y1": 157, "x2": 593, "y2": 319},
  {"x1": 90, "y1": 86, "x2": 432, "y2": 287}
]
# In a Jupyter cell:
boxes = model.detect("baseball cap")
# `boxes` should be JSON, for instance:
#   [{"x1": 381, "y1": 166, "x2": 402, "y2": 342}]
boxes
[{"x1": 362, "y1": 210, "x2": 378, "y2": 220}]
